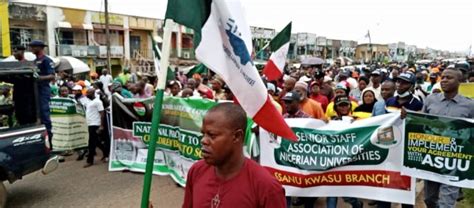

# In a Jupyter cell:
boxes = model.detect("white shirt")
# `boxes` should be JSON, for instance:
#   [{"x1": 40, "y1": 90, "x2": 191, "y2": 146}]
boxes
[
  {"x1": 77, "y1": 96, "x2": 90, "y2": 107},
  {"x1": 99, "y1": 74, "x2": 113, "y2": 95},
  {"x1": 85, "y1": 97, "x2": 104, "y2": 126}
]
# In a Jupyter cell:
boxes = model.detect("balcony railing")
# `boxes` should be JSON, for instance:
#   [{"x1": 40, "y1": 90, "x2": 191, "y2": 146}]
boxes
[
  {"x1": 170, "y1": 48, "x2": 195, "y2": 60},
  {"x1": 99, "y1": 46, "x2": 124, "y2": 58},
  {"x1": 58, "y1": 45, "x2": 99, "y2": 57}
]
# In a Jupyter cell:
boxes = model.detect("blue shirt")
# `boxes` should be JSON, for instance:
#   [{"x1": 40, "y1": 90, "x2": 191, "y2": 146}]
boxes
[
  {"x1": 372, "y1": 100, "x2": 387, "y2": 116},
  {"x1": 35, "y1": 55, "x2": 55, "y2": 96},
  {"x1": 385, "y1": 94, "x2": 423, "y2": 111}
]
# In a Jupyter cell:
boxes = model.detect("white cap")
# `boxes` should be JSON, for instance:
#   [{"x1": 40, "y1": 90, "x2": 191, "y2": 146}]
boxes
[
  {"x1": 72, "y1": 85, "x2": 82, "y2": 91},
  {"x1": 299, "y1": 76, "x2": 311, "y2": 82},
  {"x1": 323, "y1": 76, "x2": 333, "y2": 82}
]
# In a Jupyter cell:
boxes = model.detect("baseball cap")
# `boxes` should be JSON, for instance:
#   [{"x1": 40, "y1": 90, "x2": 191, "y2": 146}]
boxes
[
  {"x1": 339, "y1": 70, "x2": 351, "y2": 77},
  {"x1": 72, "y1": 85, "x2": 83, "y2": 91},
  {"x1": 111, "y1": 81, "x2": 122, "y2": 91},
  {"x1": 397, "y1": 72, "x2": 416, "y2": 84},
  {"x1": 282, "y1": 91, "x2": 301, "y2": 102},
  {"x1": 371, "y1": 69, "x2": 381, "y2": 76},
  {"x1": 29, "y1": 40, "x2": 47, "y2": 47},
  {"x1": 334, "y1": 95, "x2": 351, "y2": 106},
  {"x1": 335, "y1": 82, "x2": 348, "y2": 91},
  {"x1": 309, "y1": 81, "x2": 320, "y2": 88}
]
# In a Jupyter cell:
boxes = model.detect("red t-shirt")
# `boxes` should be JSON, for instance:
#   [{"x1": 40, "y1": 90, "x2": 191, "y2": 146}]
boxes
[{"x1": 182, "y1": 158, "x2": 286, "y2": 208}]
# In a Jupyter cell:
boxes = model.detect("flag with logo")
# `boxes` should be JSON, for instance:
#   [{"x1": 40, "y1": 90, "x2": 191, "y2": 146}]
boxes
[
  {"x1": 165, "y1": 0, "x2": 296, "y2": 140},
  {"x1": 262, "y1": 22, "x2": 291, "y2": 81}
]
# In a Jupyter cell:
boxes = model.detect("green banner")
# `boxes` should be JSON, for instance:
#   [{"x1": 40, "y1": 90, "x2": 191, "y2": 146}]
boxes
[
  {"x1": 110, "y1": 96, "x2": 253, "y2": 186},
  {"x1": 50, "y1": 97, "x2": 88, "y2": 151},
  {"x1": 402, "y1": 111, "x2": 474, "y2": 188},
  {"x1": 274, "y1": 126, "x2": 389, "y2": 171}
]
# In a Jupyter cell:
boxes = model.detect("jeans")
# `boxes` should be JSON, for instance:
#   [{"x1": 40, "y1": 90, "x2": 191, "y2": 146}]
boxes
[
  {"x1": 424, "y1": 180, "x2": 459, "y2": 208},
  {"x1": 39, "y1": 93, "x2": 53, "y2": 148},
  {"x1": 100, "y1": 113, "x2": 111, "y2": 158},
  {"x1": 326, "y1": 197, "x2": 337, "y2": 208}
]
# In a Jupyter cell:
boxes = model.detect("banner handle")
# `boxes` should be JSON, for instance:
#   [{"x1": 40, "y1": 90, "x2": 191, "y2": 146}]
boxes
[{"x1": 140, "y1": 19, "x2": 175, "y2": 208}]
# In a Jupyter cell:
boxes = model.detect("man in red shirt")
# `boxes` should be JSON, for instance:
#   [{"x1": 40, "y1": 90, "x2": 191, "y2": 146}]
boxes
[
  {"x1": 309, "y1": 81, "x2": 329, "y2": 111},
  {"x1": 183, "y1": 103, "x2": 286, "y2": 208}
]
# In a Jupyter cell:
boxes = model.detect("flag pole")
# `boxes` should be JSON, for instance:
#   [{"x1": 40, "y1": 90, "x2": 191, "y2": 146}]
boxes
[{"x1": 140, "y1": 19, "x2": 174, "y2": 208}]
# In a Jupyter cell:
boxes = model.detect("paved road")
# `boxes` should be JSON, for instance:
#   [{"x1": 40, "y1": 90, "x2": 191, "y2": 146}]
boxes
[
  {"x1": 4, "y1": 155, "x2": 184, "y2": 208},
  {"x1": 3, "y1": 154, "x2": 470, "y2": 208}
]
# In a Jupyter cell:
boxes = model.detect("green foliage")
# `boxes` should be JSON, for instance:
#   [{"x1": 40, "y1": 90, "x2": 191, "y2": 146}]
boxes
[{"x1": 464, "y1": 189, "x2": 474, "y2": 205}]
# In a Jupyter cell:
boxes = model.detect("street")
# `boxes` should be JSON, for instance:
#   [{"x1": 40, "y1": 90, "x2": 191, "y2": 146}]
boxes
[
  {"x1": 4, "y1": 155, "x2": 184, "y2": 208},
  {"x1": 3, "y1": 154, "x2": 471, "y2": 208}
]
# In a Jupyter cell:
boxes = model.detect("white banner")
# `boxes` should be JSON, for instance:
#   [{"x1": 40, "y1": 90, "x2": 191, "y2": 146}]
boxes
[{"x1": 260, "y1": 113, "x2": 415, "y2": 204}]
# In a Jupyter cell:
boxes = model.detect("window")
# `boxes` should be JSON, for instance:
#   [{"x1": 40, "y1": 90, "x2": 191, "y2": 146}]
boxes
[{"x1": 0, "y1": 68, "x2": 38, "y2": 131}]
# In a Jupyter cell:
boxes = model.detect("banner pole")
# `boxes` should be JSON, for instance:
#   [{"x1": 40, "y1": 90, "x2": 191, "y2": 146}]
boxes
[{"x1": 140, "y1": 19, "x2": 174, "y2": 208}]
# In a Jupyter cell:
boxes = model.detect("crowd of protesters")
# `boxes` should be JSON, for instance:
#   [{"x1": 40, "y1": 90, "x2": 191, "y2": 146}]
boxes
[{"x1": 35, "y1": 43, "x2": 474, "y2": 206}]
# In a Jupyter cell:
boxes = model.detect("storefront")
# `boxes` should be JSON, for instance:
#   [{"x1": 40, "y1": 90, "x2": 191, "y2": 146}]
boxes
[{"x1": 8, "y1": 3, "x2": 47, "y2": 51}]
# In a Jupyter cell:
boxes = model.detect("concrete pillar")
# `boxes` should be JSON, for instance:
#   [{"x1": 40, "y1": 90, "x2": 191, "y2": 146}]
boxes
[
  {"x1": 46, "y1": 6, "x2": 58, "y2": 56},
  {"x1": 177, "y1": 25, "x2": 182, "y2": 58},
  {"x1": 123, "y1": 17, "x2": 130, "y2": 60}
]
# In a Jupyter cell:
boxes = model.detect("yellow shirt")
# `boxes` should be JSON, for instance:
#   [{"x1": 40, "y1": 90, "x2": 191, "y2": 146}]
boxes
[{"x1": 325, "y1": 101, "x2": 359, "y2": 119}]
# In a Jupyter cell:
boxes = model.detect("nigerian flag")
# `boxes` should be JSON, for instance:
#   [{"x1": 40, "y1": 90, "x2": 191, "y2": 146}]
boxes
[
  {"x1": 262, "y1": 22, "x2": 291, "y2": 81},
  {"x1": 165, "y1": 0, "x2": 296, "y2": 140},
  {"x1": 186, "y1": 63, "x2": 208, "y2": 78}
]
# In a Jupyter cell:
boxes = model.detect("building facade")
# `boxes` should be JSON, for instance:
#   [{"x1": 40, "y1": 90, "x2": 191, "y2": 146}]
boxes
[
  {"x1": 4, "y1": 2, "x2": 167, "y2": 76},
  {"x1": 355, "y1": 43, "x2": 389, "y2": 63}
]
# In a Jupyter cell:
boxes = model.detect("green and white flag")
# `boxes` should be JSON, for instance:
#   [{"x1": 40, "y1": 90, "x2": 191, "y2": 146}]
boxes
[
  {"x1": 165, "y1": 0, "x2": 296, "y2": 140},
  {"x1": 262, "y1": 22, "x2": 291, "y2": 81}
]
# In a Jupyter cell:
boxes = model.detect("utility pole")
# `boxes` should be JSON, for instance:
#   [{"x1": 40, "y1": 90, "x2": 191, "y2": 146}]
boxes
[{"x1": 105, "y1": 0, "x2": 112, "y2": 74}]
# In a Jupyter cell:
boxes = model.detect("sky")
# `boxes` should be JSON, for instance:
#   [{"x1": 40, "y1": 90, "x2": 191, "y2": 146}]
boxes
[{"x1": 14, "y1": 0, "x2": 473, "y2": 52}]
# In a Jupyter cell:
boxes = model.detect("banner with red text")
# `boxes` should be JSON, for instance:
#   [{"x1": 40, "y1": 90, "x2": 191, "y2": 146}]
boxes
[{"x1": 260, "y1": 113, "x2": 415, "y2": 204}]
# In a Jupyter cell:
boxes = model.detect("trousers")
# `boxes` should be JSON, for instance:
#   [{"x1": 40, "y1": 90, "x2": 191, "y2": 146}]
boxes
[
  {"x1": 424, "y1": 180, "x2": 459, "y2": 208},
  {"x1": 87, "y1": 126, "x2": 107, "y2": 164}
]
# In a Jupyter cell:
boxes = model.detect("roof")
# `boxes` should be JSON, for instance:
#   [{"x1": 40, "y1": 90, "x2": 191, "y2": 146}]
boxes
[
  {"x1": 0, "y1": 62, "x2": 37, "y2": 75},
  {"x1": 11, "y1": 0, "x2": 166, "y2": 20}
]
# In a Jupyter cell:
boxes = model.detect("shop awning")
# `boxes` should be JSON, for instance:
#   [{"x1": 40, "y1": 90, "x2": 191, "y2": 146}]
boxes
[
  {"x1": 56, "y1": 21, "x2": 72, "y2": 28},
  {"x1": 83, "y1": 24, "x2": 93, "y2": 30},
  {"x1": 56, "y1": 22, "x2": 94, "y2": 30},
  {"x1": 92, "y1": 23, "x2": 124, "y2": 31}
]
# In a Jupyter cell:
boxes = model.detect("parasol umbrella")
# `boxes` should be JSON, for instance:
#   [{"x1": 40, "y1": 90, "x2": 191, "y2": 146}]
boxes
[
  {"x1": 55, "y1": 56, "x2": 90, "y2": 74},
  {"x1": 301, "y1": 57, "x2": 325, "y2": 65}
]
